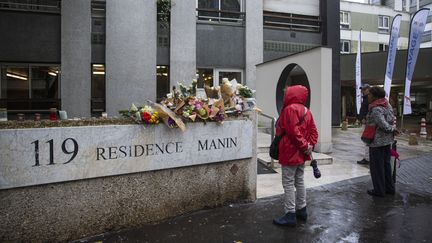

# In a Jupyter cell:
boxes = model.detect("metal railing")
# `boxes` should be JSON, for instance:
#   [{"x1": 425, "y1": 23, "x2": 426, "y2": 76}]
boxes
[
  {"x1": 0, "y1": 0, "x2": 60, "y2": 13},
  {"x1": 259, "y1": 112, "x2": 277, "y2": 168},
  {"x1": 196, "y1": 8, "x2": 245, "y2": 25},
  {"x1": 263, "y1": 11, "x2": 321, "y2": 32}
]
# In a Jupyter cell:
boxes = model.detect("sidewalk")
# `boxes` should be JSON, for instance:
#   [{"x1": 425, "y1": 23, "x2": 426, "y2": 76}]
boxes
[{"x1": 75, "y1": 128, "x2": 432, "y2": 242}]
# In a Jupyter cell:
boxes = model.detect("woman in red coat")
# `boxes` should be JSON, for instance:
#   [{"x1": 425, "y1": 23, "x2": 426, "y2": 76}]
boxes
[{"x1": 273, "y1": 85, "x2": 318, "y2": 227}]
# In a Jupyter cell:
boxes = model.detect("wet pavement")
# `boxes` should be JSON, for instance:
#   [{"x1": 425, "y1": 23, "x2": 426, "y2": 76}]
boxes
[{"x1": 75, "y1": 154, "x2": 432, "y2": 243}]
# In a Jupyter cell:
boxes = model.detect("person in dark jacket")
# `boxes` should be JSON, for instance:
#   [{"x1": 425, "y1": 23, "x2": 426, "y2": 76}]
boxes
[
  {"x1": 273, "y1": 85, "x2": 318, "y2": 227},
  {"x1": 364, "y1": 86, "x2": 399, "y2": 197},
  {"x1": 357, "y1": 84, "x2": 370, "y2": 165}
]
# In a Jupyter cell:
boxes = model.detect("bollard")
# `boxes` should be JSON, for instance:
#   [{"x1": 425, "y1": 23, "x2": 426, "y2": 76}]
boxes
[
  {"x1": 341, "y1": 118, "x2": 348, "y2": 131},
  {"x1": 409, "y1": 133, "x2": 418, "y2": 145},
  {"x1": 420, "y1": 118, "x2": 427, "y2": 138}
]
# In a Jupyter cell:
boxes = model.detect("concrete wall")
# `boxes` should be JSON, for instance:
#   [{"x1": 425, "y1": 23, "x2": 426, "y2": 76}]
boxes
[
  {"x1": 256, "y1": 47, "x2": 333, "y2": 153},
  {"x1": 61, "y1": 0, "x2": 91, "y2": 118},
  {"x1": 0, "y1": 159, "x2": 254, "y2": 242},
  {"x1": 263, "y1": 28, "x2": 321, "y2": 62},
  {"x1": 245, "y1": 0, "x2": 263, "y2": 90},
  {"x1": 170, "y1": 0, "x2": 196, "y2": 84},
  {"x1": 0, "y1": 11, "x2": 60, "y2": 63},
  {"x1": 196, "y1": 24, "x2": 245, "y2": 69},
  {"x1": 0, "y1": 114, "x2": 258, "y2": 242},
  {"x1": 106, "y1": 0, "x2": 156, "y2": 116}
]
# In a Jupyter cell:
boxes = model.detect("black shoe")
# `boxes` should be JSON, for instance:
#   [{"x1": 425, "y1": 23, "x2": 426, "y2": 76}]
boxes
[
  {"x1": 357, "y1": 159, "x2": 369, "y2": 165},
  {"x1": 386, "y1": 190, "x2": 395, "y2": 195},
  {"x1": 296, "y1": 206, "x2": 307, "y2": 221},
  {"x1": 273, "y1": 212, "x2": 297, "y2": 226},
  {"x1": 367, "y1": 189, "x2": 384, "y2": 197}
]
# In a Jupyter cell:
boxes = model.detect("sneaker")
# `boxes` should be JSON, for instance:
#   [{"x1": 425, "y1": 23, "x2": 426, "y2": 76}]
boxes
[
  {"x1": 357, "y1": 159, "x2": 369, "y2": 165},
  {"x1": 296, "y1": 206, "x2": 307, "y2": 221},
  {"x1": 273, "y1": 212, "x2": 297, "y2": 226}
]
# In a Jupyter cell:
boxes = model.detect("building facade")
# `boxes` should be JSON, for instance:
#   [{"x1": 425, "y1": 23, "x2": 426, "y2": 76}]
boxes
[
  {"x1": 0, "y1": 0, "x2": 341, "y2": 124},
  {"x1": 340, "y1": 0, "x2": 410, "y2": 54}
]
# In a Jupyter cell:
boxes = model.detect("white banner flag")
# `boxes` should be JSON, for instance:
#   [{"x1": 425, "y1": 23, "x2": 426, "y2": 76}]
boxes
[
  {"x1": 384, "y1": 14, "x2": 402, "y2": 99},
  {"x1": 403, "y1": 8, "x2": 430, "y2": 115},
  {"x1": 355, "y1": 30, "x2": 362, "y2": 115}
]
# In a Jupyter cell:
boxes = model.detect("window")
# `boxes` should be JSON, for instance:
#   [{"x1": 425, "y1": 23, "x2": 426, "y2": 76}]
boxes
[
  {"x1": 216, "y1": 69, "x2": 242, "y2": 85},
  {"x1": 196, "y1": 68, "x2": 214, "y2": 88},
  {"x1": 378, "y1": 15, "x2": 390, "y2": 32},
  {"x1": 340, "y1": 11, "x2": 350, "y2": 29},
  {"x1": 379, "y1": 43, "x2": 388, "y2": 51},
  {"x1": 91, "y1": 64, "x2": 105, "y2": 115},
  {"x1": 91, "y1": 0, "x2": 106, "y2": 45},
  {"x1": 0, "y1": 64, "x2": 60, "y2": 112},
  {"x1": 196, "y1": 0, "x2": 244, "y2": 24},
  {"x1": 340, "y1": 40, "x2": 350, "y2": 54},
  {"x1": 157, "y1": 66, "x2": 170, "y2": 102}
]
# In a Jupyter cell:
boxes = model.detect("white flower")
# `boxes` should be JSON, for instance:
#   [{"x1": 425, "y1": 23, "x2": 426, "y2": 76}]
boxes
[{"x1": 130, "y1": 103, "x2": 138, "y2": 112}]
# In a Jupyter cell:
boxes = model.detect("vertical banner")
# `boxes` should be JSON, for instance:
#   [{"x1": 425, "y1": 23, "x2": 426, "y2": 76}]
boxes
[
  {"x1": 384, "y1": 14, "x2": 402, "y2": 99},
  {"x1": 355, "y1": 30, "x2": 362, "y2": 115},
  {"x1": 403, "y1": 8, "x2": 430, "y2": 115}
]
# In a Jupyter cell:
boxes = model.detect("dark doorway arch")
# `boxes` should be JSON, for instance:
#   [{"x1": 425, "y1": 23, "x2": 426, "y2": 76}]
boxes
[{"x1": 276, "y1": 63, "x2": 311, "y2": 114}]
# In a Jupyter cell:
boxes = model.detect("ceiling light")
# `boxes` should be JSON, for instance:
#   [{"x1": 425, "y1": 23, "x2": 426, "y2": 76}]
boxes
[
  {"x1": 93, "y1": 71, "x2": 105, "y2": 75},
  {"x1": 6, "y1": 73, "x2": 27, "y2": 80},
  {"x1": 48, "y1": 72, "x2": 57, "y2": 76}
]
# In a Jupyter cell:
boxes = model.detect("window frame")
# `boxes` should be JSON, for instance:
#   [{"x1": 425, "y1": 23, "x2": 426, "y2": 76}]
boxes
[
  {"x1": 340, "y1": 11, "x2": 350, "y2": 29},
  {"x1": 214, "y1": 68, "x2": 243, "y2": 86},
  {"x1": 378, "y1": 15, "x2": 390, "y2": 32},
  {"x1": 340, "y1": 40, "x2": 351, "y2": 54},
  {"x1": 379, "y1": 43, "x2": 389, "y2": 51}
]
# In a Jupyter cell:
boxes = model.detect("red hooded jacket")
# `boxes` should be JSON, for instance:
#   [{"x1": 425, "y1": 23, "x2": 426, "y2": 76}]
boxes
[{"x1": 275, "y1": 85, "x2": 318, "y2": 166}]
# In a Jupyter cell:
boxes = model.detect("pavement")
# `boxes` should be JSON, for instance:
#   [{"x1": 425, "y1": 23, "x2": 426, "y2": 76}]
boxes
[{"x1": 75, "y1": 128, "x2": 432, "y2": 243}]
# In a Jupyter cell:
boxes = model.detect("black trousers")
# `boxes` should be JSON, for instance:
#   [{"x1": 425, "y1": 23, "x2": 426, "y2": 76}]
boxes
[{"x1": 369, "y1": 145, "x2": 395, "y2": 195}]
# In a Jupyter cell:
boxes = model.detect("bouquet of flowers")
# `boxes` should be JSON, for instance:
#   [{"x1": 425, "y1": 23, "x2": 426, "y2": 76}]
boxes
[{"x1": 139, "y1": 105, "x2": 160, "y2": 124}]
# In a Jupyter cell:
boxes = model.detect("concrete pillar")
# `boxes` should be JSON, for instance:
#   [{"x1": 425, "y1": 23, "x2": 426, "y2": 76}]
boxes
[
  {"x1": 170, "y1": 0, "x2": 196, "y2": 85},
  {"x1": 245, "y1": 0, "x2": 263, "y2": 90},
  {"x1": 61, "y1": 0, "x2": 91, "y2": 118},
  {"x1": 320, "y1": 0, "x2": 341, "y2": 126},
  {"x1": 106, "y1": 0, "x2": 156, "y2": 116}
]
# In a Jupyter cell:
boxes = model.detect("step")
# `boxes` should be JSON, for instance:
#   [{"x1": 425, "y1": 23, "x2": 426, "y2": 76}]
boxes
[
  {"x1": 257, "y1": 132, "x2": 272, "y2": 153},
  {"x1": 257, "y1": 152, "x2": 333, "y2": 168}
]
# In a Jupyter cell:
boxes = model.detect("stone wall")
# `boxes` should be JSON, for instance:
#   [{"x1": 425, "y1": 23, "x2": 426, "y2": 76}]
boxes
[
  {"x1": 0, "y1": 113, "x2": 257, "y2": 242},
  {"x1": 0, "y1": 159, "x2": 255, "y2": 242}
]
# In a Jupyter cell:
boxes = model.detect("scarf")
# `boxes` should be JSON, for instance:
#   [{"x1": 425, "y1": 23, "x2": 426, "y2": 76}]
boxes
[{"x1": 368, "y1": 98, "x2": 389, "y2": 111}]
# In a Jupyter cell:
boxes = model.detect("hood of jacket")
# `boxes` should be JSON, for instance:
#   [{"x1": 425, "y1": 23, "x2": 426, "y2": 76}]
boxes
[
  {"x1": 283, "y1": 85, "x2": 308, "y2": 108},
  {"x1": 369, "y1": 97, "x2": 389, "y2": 110}
]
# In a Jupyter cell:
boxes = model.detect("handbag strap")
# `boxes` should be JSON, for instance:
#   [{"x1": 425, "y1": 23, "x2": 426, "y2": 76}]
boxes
[
  {"x1": 296, "y1": 107, "x2": 308, "y2": 126},
  {"x1": 277, "y1": 106, "x2": 308, "y2": 136}
]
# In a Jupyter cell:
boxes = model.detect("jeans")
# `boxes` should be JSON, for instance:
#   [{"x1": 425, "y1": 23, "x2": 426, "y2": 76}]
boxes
[{"x1": 282, "y1": 165, "x2": 306, "y2": 213}]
